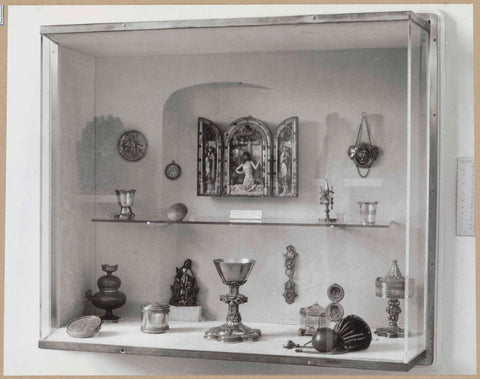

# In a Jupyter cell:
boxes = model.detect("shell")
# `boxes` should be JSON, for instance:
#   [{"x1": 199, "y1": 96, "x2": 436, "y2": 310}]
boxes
[{"x1": 333, "y1": 314, "x2": 372, "y2": 352}]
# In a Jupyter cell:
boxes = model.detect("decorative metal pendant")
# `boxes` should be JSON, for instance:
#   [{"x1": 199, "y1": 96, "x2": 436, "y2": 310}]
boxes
[
  {"x1": 283, "y1": 245, "x2": 298, "y2": 304},
  {"x1": 348, "y1": 113, "x2": 380, "y2": 178}
]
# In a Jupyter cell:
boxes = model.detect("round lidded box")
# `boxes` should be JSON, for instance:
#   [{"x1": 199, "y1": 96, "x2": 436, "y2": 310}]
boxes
[
  {"x1": 66, "y1": 315, "x2": 102, "y2": 338},
  {"x1": 141, "y1": 303, "x2": 170, "y2": 334}
]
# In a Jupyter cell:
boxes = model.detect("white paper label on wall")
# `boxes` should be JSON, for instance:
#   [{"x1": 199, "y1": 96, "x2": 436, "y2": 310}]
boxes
[
  {"x1": 343, "y1": 178, "x2": 384, "y2": 187},
  {"x1": 457, "y1": 157, "x2": 475, "y2": 236},
  {"x1": 230, "y1": 210, "x2": 262, "y2": 220}
]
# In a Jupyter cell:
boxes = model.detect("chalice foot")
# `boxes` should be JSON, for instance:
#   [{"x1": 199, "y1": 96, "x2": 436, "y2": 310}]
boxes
[
  {"x1": 205, "y1": 322, "x2": 261, "y2": 343},
  {"x1": 375, "y1": 325, "x2": 406, "y2": 338}
]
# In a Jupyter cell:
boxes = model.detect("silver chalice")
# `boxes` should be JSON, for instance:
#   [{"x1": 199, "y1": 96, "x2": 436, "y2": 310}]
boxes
[
  {"x1": 114, "y1": 189, "x2": 136, "y2": 220},
  {"x1": 204, "y1": 258, "x2": 261, "y2": 343}
]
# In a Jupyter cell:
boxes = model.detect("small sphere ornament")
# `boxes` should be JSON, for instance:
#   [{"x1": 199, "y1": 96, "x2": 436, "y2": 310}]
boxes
[
  {"x1": 167, "y1": 203, "x2": 188, "y2": 222},
  {"x1": 312, "y1": 327, "x2": 339, "y2": 353}
]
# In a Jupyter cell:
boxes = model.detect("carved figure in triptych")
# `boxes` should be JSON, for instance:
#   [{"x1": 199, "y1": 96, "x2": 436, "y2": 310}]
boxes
[
  {"x1": 224, "y1": 117, "x2": 272, "y2": 197},
  {"x1": 274, "y1": 117, "x2": 298, "y2": 198}
]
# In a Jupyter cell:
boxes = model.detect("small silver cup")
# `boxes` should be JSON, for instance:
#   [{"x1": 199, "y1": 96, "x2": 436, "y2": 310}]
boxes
[
  {"x1": 114, "y1": 189, "x2": 136, "y2": 220},
  {"x1": 358, "y1": 201, "x2": 378, "y2": 225}
]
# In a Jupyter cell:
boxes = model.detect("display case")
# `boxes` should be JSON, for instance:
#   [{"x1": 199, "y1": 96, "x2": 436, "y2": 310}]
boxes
[{"x1": 39, "y1": 11, "x2": 439, "y2": 371}]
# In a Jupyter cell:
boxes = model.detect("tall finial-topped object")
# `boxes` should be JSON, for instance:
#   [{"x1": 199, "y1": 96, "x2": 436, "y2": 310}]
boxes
[
  {"x1": 319, "y1": 179, "x2": 336, "y2": 223},
  {"x1": 375, "y1": 259, "x2": 415, "y2": 338}
]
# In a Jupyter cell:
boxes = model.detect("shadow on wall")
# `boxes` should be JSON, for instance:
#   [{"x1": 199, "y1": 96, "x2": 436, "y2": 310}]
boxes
[{"x1": 76, "y1": 115, "x2": 126, "y2": 193}]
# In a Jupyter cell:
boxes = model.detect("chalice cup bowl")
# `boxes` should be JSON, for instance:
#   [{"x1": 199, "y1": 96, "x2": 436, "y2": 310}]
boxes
[
  {"x1": 114, "y1": 189, "x2": 136, "y2": 220},
  {"x1": 204, "y1": 259, "x2": 261, "y2": 342}
]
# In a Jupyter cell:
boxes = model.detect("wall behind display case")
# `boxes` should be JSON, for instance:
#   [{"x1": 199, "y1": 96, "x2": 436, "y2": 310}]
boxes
[
  {"x1": 4, "y1": 4, "x2": 475, "y2": 376},
  {"x1": 93, "y1": 48, "x2": 413, "y2": 327}
]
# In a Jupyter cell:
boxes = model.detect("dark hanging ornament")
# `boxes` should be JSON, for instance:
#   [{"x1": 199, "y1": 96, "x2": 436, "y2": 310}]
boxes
[{"x1": 348, "y1": 113, "x2": 380, "y2": 178}]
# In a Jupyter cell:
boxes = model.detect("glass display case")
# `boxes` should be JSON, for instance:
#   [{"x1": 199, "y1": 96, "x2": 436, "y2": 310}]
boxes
[{"x1": 39, "y1": 11, "x2": 439, "y2": 371}]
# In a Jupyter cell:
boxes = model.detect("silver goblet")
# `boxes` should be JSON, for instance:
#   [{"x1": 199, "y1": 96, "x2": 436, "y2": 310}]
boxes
[
  {"x1": 204, "y1": 258, "x2": 261, "y2": 343},
  {"x1": 114, "y1": 189, "x2": 136, "y2": 220}
]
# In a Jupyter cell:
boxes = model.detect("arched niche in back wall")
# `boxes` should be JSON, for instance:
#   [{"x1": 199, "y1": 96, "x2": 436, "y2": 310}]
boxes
[{"x1": 162, "y1": 82, "x2": 298, "y2": 200}]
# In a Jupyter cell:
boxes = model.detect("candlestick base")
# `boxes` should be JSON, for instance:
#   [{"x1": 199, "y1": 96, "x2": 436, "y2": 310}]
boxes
[{"x1": 375, "y1": 326, "x2": 407, "y2": 338}]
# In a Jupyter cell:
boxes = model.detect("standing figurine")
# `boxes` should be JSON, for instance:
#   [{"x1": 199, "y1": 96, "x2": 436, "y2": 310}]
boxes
[
  {"x1": 169, "y1": 259, "x2": 199, "y2": 306},
  {"x1": 205, "y1": 147, "x2": 216, "y2": 194},
  {"x1": 235, "y1": 151, "x2": 260, "y2": 192}
]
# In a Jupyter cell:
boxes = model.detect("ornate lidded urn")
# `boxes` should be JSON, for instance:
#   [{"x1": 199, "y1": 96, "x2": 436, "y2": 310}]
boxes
[
  {"x1": 375, "y1": 259, "x2": 415, "y2": 338},
  {"x1": 86, "y1": 264, "x2": 127, "y2": 323}
]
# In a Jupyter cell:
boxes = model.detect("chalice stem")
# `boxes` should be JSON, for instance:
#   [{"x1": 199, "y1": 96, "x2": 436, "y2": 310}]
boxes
[
  {"x1": 226, "y1": 285, "x2": 242, "y2": 324},
  {"x1": 387, "y1": 298, "x2": 401, "y2": 328},
  {"x1": 227, "y1": 302, "x2": 242, "y2": 324}
]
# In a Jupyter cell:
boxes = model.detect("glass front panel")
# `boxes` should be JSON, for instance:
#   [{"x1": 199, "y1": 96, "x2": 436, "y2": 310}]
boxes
[
  {"x1": 404, "y1": 20, "x2": 430, "y2": 361},
  {"x1": 42, "y1": 14, "x2": 434, "y2": 369}
]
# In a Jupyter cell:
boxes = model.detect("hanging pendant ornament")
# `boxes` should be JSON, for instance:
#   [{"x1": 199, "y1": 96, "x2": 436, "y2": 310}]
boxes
[{"x1": 348, "y1": 113, "x2": 380, "y2": 178}]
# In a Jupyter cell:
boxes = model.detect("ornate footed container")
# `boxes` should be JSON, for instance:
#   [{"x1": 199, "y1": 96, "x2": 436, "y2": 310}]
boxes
[
  {"x1": 86, "y1": 264, "x2": 127, "y2": 323},
  {"x1": 375, "y1": 259, "x2": 415, "y2": 338},
  {"x1": 204, "y1": 259, "x2": 261, "y2": 343}
]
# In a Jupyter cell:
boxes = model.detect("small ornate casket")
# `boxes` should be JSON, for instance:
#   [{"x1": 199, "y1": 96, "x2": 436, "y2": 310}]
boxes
[
  {"x1": 298, "y1": 302, "x2": 328, "y2": 336},
  {"x1": 141, "y1": 303, "x2": 170, "y2": 334}
]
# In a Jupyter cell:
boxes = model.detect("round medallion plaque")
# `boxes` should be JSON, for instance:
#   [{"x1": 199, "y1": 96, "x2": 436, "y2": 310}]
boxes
[
  {"x1": 118, "y1": 130, "x2": 148, "y2": 162},
  {"x1": 165, "y1": 161, "x2": 181, "y2": 180}
]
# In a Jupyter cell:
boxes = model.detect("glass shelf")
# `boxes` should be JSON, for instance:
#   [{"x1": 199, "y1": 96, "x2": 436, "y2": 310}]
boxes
[{"x1": 92, "y1": 216, "x2": 392, "y2": 228}]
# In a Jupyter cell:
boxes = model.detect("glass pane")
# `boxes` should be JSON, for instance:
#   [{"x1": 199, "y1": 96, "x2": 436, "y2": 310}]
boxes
[
  {"x1": 404, "y1": 20, "x2": 430, "y2": 362},
  {"x1": 43, "y1": 15, "x2": 435, "y2": 369}
]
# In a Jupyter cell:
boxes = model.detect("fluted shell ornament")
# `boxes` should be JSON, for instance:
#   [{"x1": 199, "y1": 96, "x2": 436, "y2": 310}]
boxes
[{"x1": 333, "y1": 315, "x2": 372, "y2": 352}]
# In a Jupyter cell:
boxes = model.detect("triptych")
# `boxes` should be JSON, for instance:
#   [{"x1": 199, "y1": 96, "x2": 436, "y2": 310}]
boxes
[{"x1": 197, "y1": 116, "x2": 298, "y2": 198}]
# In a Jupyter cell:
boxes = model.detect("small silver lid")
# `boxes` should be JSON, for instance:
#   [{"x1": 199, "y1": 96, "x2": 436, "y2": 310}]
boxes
[
  {"x1": 141, "y1": 302, "x2": 170, "y2": 312},
  {"x1": 375, "y1": 259, "x2": 415, "y2": 299}
]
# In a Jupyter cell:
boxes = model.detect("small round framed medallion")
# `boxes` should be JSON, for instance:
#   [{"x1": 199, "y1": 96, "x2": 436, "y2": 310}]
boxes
[{"x1": 165, "y1": 161, "x2": 181, "y2": 180}]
